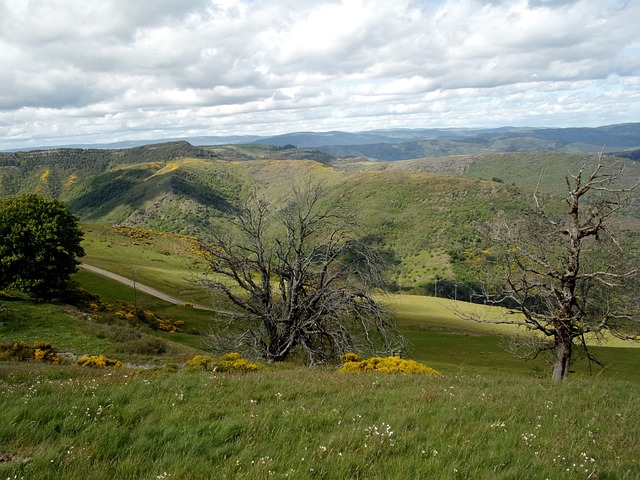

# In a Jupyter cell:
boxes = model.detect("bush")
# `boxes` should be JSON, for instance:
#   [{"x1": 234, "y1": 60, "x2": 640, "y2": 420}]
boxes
[
  {"x1": 186, "y1": 353, "x2": 259, "y2": 373},
  {"x1": 186, "y1": 355, "x2": 216, "y2": 371},
  {"x1": 0, "y1": 194, "x2": 84, "y2": 299},
  {"x1": 77, "y1": 354, "x2": 123, "y2": 368},
  {"x1": 0, "y1": 341, "x2": 60, "y2": 364},
  {"x1": 340, "y1": 352, "x2": 361, "y2": 363},
  {"x1": 216, "y1": 352, "x2": 260, "y2": 373},
  {"x1": 339, "y1": 354, "x2": 440, "y2": 375},
  {"x1": 112, "y1": 305, "x2": 185, "y2": 332}
]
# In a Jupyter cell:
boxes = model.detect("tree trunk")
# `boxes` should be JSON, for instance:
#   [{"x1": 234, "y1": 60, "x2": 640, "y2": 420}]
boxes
[
  {"x1": 266, "y1": 330, "x2": 294, "y2": 363},
  {"x1": 552, "y1": 335, "x2": 572, "y2": 382}
]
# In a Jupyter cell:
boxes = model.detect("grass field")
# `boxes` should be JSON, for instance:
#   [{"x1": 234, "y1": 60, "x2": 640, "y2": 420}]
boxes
[
  {"x1": 2, "y1": 222, "x2": 640, "y2": 479},
  {"x1": 1, "y1": 363, "x2": 639, "y2": 480},
  {"x1": 4, "y1": 221, "x2": 638, "y2": 379}
]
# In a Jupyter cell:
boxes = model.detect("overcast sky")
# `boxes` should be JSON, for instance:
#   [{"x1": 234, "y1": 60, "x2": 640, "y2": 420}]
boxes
[{"x1": 1, "y1": 0, "x2": 639, "y2": 150}]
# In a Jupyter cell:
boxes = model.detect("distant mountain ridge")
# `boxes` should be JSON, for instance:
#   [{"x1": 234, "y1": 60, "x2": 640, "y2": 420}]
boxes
[
  {"x1": 4, "y1": 123, "x2": 639, "y2": 161},
  {"x1": 262, "y1": 123, "x2": 640, "y2": 161}
]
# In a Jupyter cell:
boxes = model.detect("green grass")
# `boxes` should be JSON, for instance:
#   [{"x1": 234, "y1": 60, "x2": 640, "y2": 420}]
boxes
[
  {"x1": 388, "y1": 294, "x2": 640, "y2": 381},
  {"x1": 0, "y1": 298, "x2": 113, "y2": 355},
  {"x1": 3, "y1": 189, "x2": 640, "y2": 478},
  {"x1": 81, "y1": 224, "x2": 212, "y2": 306},
  {"x1": 0, "y1": 363, "x2": 638, "y2": 479},
  {"x1": 73, "y1": 269, "x2": 221, "y2": 335},
  {"x1": 0, "y1": 292, "x2": 208, "y2": 364}
]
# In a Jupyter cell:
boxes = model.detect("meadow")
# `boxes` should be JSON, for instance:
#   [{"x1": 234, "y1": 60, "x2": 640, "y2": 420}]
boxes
[
  {"x1": 2, "y1": 362, "x2": 640, "y2": 480},
  {"x1": 2, "y1": 223, "x2": 640, "y2": 479}
]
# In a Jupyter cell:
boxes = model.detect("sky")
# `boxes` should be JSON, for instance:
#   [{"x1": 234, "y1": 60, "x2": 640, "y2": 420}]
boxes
[{"x1": 0, "y1": 0, "x2": 639, "y2": 150}]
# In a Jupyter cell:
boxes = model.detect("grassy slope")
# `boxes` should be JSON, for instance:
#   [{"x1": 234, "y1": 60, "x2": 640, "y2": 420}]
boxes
[
  {"x1": 1, "y1": 364, "x2": 639, "y2": 480},
  {"x1": 68, "y1": 158, "x2": 524, "y2": 291},
  {"x1": 2, "y1": 148, "x2": 639, "y2": 374},
  {"x1": 353, "y1": 151, "x2": 640, "y2": 198},
  {"x1": 5, "y1": 147, "x2": 639, "y2": 289},
  {"x1": 4, "y1": 249, "x2": 639, "y2": 382}
]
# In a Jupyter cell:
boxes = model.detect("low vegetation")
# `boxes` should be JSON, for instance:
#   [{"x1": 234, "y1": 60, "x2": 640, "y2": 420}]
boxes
[
  {"x1": 76, "y1": 354, "x2": 123, "y2": 368},
  {"x1": 0, "y1": 340, "x2": 60, "y2": 364},
  {"x1": 338, "y1": 353, "x2": 440, "y2": 375},
  {"x1": 186, "y1": 353, "x2": 260, "y2": 373},
  {"x1": 1, "y1": 364, "x2": 638, "y2": 479}
]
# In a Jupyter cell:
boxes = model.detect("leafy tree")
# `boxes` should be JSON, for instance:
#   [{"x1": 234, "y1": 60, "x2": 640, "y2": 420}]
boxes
[
  {"x1": 199, "y1": 182, "x2": 406, "y2": 365},
  {"x1": 468, "y1": 158, "x2": 640, "y2": 381},
  {"x1": 0, "y1": 194, "x2": 84, "y2": 299}
]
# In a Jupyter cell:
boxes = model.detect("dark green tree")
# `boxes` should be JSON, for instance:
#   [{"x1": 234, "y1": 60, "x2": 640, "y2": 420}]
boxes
[{"x1": 0, "y1": 194, "x2": 84, "y2": 299}]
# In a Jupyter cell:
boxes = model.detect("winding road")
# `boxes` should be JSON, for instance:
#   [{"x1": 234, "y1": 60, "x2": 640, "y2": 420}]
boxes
[{"x1": 79, "y1": 263, "x2": 212, "y2": 311}]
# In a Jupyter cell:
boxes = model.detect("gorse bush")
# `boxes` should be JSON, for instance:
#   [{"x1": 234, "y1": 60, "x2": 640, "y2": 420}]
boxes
[
  {"x1": 77, "y1": 354, "x2": 123, "y2": 368},
  {"x1": 216, "y1": 352, "x2": 260, "y2": 373},
  {"x1": 0, "y1": 341, "x2": 60, "y2": 364},
  {"x1": 186, "y1": 355, "x2": 215, "y2": 371},
  {"x1": 186, "y1": 353, "x2": 259, "y2": 373},
  {"x1": 339, "y1": 353, "x2": 440, "y2": 375},
  {"x1": 114, "y1": 307, "x2": 185, "y2": 332},
  {"x1": 340, "y1": 352, "x2": 361, "y2": 363}
]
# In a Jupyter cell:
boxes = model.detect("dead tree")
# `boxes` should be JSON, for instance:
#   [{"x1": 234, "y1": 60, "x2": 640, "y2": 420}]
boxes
[
  {"x1": 199, "y1": 182, "x2": 406, "y2": 365},
  {"x1": 471, "y1": 157, "x2": 639, "y2": 381}
]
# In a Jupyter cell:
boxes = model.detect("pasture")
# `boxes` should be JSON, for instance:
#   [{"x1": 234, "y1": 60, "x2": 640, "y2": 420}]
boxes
[{"x1": 2, "y1": 223, "x2": 640, "y2": 479}]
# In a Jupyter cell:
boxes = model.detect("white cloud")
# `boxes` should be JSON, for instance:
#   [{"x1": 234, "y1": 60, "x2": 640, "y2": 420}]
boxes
[{"x1": 0, "y1": 0, "x2": 638, "y2": 149}]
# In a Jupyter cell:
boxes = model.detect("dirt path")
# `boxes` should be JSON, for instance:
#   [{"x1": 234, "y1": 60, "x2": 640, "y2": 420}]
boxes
[{"x1": 79, "y1": 263, "x2": 212, "y2": 311}]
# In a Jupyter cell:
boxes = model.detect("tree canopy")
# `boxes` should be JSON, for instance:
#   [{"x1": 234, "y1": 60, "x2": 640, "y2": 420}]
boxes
[{"x1": 0, "y1": 194, "x2": 85, "y2": 299}]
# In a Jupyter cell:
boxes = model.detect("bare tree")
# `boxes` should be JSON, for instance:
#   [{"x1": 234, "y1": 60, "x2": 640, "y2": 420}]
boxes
[
  {"x1": 198, "y1": 182, "x2": 406, "y2": 365},
  {"x1": 470, "y1": 157, "x2": 640, "y2": 381}
]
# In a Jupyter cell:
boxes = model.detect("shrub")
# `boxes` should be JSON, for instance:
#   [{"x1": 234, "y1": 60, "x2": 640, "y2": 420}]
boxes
[
  {"x1": 0, "y1": 341, "x2": 60, "y2": 364},
  {"x1": 186, "y1": 355, "x2": 215, "y2": 371},
  {"x1": 138, "y1": 309, "x2": 185, "y2": 332},
  {"x1": 77, "y1": 354, "x2": 123, "y2": 368},
  {"x1": 32, "y1": 341, "x2": 61, "y2": 364},
  {"x1": 186, "y1": 353, "x2": 260, "y2": 373},
  {"x1": 216, "y1": 352, "x2": 260, "y2": 373},
  {"x1": 113, "y1": 306, "x2": 185, "y2": 332},
  {"x1": 340, "y1": 352, "x2": 361, "y2": 363},
  {"x1": 339, "y1": 355, "x2": 440, "y2": 375}
]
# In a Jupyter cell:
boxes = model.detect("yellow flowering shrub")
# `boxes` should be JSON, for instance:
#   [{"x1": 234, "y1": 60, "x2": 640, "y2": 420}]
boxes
[
  {"x1": 0, "y1": 341, "x2": 60, "y2": 364},
  {"x1": 339, "y1": 354, "x2": 440, "y2": 375},
  {"x1": 77, "y1": 354, "x2": 123, "y2": 368},
  {"x1": 186, "y1": 355, "x2": 216, "y2": 371},
  {"x1": 115, "y1": 310, "x2": 136, "y2": 320},
  {"x1": 340, "y1": 352, "x2": 361, "y2": 363},
  {"x1": 114, "y1": 307, "x2": 184, "y2": 332},
  {"x1": 216, "y1": 352, "x2": 259, "y2": 373},
  {"x1": 186, "y1": 353, "x2": 259, "y2": 373}
]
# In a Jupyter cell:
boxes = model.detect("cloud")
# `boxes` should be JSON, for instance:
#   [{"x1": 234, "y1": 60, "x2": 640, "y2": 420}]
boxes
[{"x1": 0, "y1": 0, "x2": 638, "y2": 149}]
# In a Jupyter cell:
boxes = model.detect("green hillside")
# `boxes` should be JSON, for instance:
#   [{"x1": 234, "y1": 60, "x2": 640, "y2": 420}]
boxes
[
  {"x1": 2, "y1": 143, "x2": 639, "y2": 292},
  {"x1": 333, "y1": 150, "x2": 640, "y2": 197}
]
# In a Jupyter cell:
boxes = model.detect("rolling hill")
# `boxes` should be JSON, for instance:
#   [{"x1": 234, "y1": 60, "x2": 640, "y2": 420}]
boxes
[
  {"x1": 2, "y1": 140, "x2": 639, "y2": 293},
  {"x1": 253, "y1": 123, "x2": 640, "y2": 160},
  {"x1": 6, "y1": 122, "x2": 639, "y2": 161}
]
